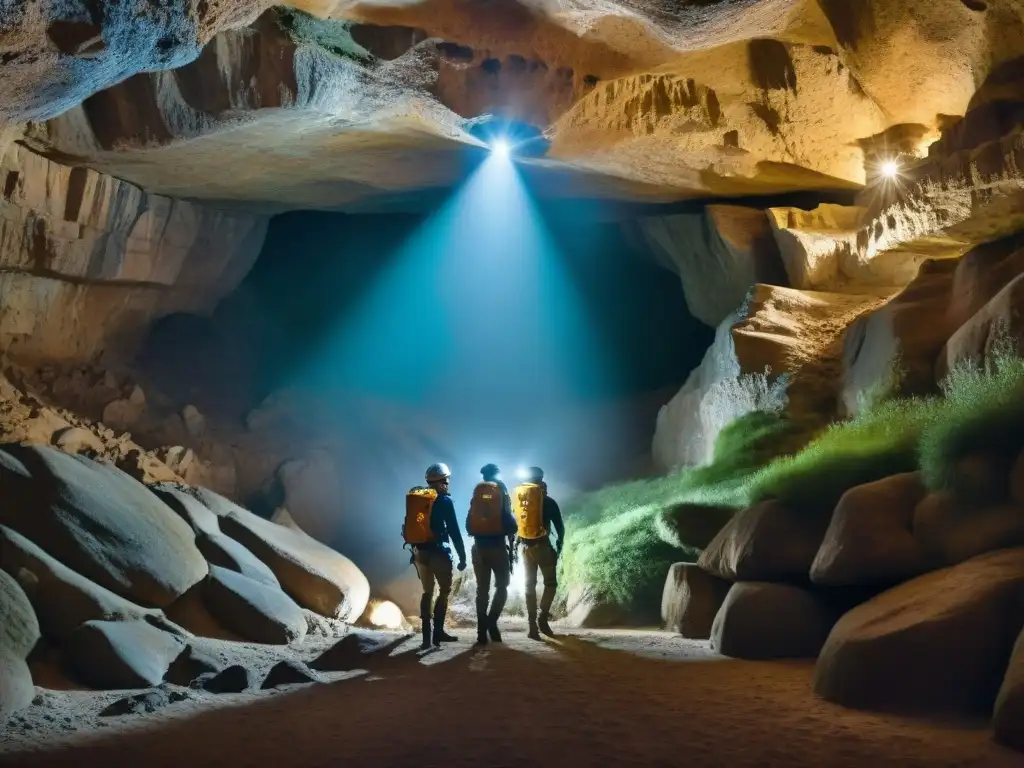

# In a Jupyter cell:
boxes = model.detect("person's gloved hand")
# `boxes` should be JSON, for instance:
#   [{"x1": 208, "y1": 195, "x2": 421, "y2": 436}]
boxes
[{"x1": 457, "y1": 560, "x2": 467, "y2": 572}]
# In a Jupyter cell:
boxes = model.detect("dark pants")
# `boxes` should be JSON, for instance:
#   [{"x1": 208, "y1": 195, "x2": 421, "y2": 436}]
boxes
[
  {"x1": 472, "y1": 543, "x2": 510, "y2": 624},
  {"x1": 414, "y1": 547, "x2": 453, "y2": 624},
  {"x1": 522, "y1": 537, "x2": 557, "y2": 623}
]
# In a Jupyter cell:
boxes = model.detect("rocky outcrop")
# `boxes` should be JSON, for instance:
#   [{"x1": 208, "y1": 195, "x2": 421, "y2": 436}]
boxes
[
  {"x1": 814, "y1": 548, "x2": 1024, "y2": 715},
  {"x1": 202, "y1": 566, "x2": 307, "y2": 645},
  {"x1": 65, "y1": 619, "x2": 187, "y2": 690},
  {"x1": 810, "y1": 473, "x2": 929, "y2": 587},
  {"x1": 0, "y1": 142, "x2": 268, "y2": 363},
  {"x1": 661, "y1": 562, "x2": 730, "y2": 640},
  {"x1": 0, "y1": 444, "x2": 207, "y2": 608},
  {"x1": 711, "y1": 581, "x2": 839, "y2": 660}
]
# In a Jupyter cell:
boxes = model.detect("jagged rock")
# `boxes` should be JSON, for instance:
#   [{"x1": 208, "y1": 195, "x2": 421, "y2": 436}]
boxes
[
  {"x1": 814, "y1": 548, "x2": 1024, "y2": 715},
  {"x1": 188, "y1": 487, "x2": 368, "y2": 621},
  {"x1": 994, "y1": 627, "x2": 1024, "y2": 753},
  {"x1": 711, "y1": 582, "x2": 839, "y2": 660},
  {"x1": 661, "y1": 563, "x2": 730, "y2": 640},
  {"x1": 202, "y1": 566, "x2": 307, "y2": 646},
  {"x1": 628, "y1": 204, "x2": 788, "y2": 327},
  {"x1": 164, "y1": 644, "x2": 221, "y2": 687},
  {"x1": 0, "y1": 445, "x2": 206, "y2": 608},
  {"x1": 697, "y1": 500, "x2": 830, "y2": 582},
  {"x1": 0, "y1": 143, "x2": 268, "y2": 362},
  {"x1": 153, "y1": 484, "x2": 280, "y2": 588},
  {"x1": 0, "y1": 569, "x2": 40, "y2": 717},
  {"x1": 159, "y1": 446, "x2": 196, "y2": 477},
  {"x1": 66, "y1": 619, "x2": 187, "y2": 690},
  {"x1": 767, "y1": 204, "x2": 865, "y2": 290},
  {"x1": 0, "y1": 524, "x2": 156, "y2": 640},
  {"x1": 52, "y1": 426, "x2": 104, "y2": 457},
  {"x1": 114, "y1": 448, "x2": 180, "y2": 485},
  {"x1": 261, "y1": 660, "x2": 319, "y2": 690},
  {"x1": 199, "y1": 664, "x2": 253, "y2": 694},
  {"x1": 811, "y1": 473, "x2": 929, "y2": 587},
  {"x1": 913, "y1": 492, "x2": 1024, "y2": 568}
]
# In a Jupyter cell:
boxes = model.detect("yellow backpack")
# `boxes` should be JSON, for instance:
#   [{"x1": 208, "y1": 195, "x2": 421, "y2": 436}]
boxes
[
  {"x1": 513, "y1": 482, "x2": 547, "y2": 540},
  {"x1": 403, "y1": 487, "x2": 437, "y2": 545},
  {"x1": 467, "y1": 481, "x2": 505, "y2": 536}
]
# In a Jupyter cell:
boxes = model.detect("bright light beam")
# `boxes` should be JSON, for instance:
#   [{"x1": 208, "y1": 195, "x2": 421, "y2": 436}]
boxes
[
  {"x1": 491, "y1": 138, "x2": 511, "y2": 159},
  {"x1": 881, "y1": 160, "x2": 899, "y2": 179}
]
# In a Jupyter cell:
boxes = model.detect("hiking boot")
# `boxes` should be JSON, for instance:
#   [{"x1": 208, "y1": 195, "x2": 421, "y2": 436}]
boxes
[
  {"x1": 420, "y1": 618, "x2": 432, "y2": 650},
  {"x1": 538, "y1": 614, "x2": 555, "y2": 638},
  {"x1": 433, "y1": 628, "x2": 459, "y2": 645},
  {"x1": 527, "y1": 628, "x2": 542, "y2": 641},
  {"x1": 476, "y1": 628, "x2": 489, "y2": 645},
  {"x1": 487, "y1": 619, "x2": 502, "y2": 643}
]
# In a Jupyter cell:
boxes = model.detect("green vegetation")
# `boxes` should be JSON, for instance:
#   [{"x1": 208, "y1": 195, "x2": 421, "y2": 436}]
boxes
[
  {"x1": 559, "y1": 336, "x2": 1024, "y2": 618},
  {"x1": 275, "y1": 9, "x2": 373, "y2": 63}
]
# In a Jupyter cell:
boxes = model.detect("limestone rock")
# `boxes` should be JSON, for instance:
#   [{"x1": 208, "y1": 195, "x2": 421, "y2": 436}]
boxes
[
  {"x1": 913, "y1": 492, "x2": 1024, "y2": 568},
  {"x1": 661, "y1": 563, "x2": 730, "y2": 640},
  {"x1": 711, "y1": 582, "x2": 838, "y2": 660},
  {"x1": 66, "y1": 619, "x2": 187, "y2": 690},
  {"x1": 153, "y1": 484, "x2": 280, "y2": 588},
  {"x1": 0, "y1": 569, "x2": 40, "y2": 717},
  {"x1": 191, "y1": 487, "x2": 369, "y2": 621},
  {"x1": 0, "y1": 524, "x2": 156, "y2": 641},
  {"x1": 52, "y1": 426, "x2": 104, "y2": 457},
  {"x1": 261, "y1": 660, "x2": 319, "y2": 690},
  {"x1": 698, "y1": 500, "x2": 830, "y2": 582},
  {"x1": 0, "y1": 445, "x2": 206, "y2": 608},
  {"x1": 814, "y1": 548, "x2": 1024, "y2": 715},
  {"x1": 940, "y1": 271, "x2": 1024, "y2": 378},
  {"x1": 811, "y1": 473, "x2": 929, "y2": 587},
  {"x1": 202, "y1": 566, "x2": 307, "y2": 646}
]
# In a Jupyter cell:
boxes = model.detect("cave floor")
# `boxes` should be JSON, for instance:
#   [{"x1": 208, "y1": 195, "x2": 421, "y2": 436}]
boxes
[{"x1": 1, "y1": 630, "x2": 1018, "y2": 767}]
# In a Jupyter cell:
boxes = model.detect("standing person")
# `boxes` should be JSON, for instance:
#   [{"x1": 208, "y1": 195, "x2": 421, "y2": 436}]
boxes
[
  {"x1": 465, "y1": 463, "x2": 518, "y2": 645},
  {"x1": 513, "y1": 466, "x2": 565, "y2": 640},
  {"x1": 403, "y1": 462, "x2": 467, "y2": 649}
]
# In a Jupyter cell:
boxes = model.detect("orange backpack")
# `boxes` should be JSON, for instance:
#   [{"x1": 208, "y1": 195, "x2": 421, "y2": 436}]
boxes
[
  {"x1": 467, "y1": 481, "x2": 505, "y2": 536},
  {"x1": 403, "y1": 487, "x2": 437, "y2": 545}
]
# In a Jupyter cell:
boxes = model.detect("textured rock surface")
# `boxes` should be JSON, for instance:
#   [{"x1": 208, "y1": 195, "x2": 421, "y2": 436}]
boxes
[
  {"x1": 810, "y1": 473, "x2": 929, "y2": 587},
  {"x1": 0, "y1": 569, "x2": 40, "y2": 717},
  {"x1": 0, "y1": 445, "x2": 207, "y2": 608},
  {"x1": 815, "y1": 548, "x2": 1024, "y2": 715},
  {"x1": 0, "y1": 524, "x2": 156, "y2": 640},
  {"x1": 711, "y1": 582, "x2": 839, "y2": 661},
  {"x1": 202, "y1": 566, "x2": 307, "y2": 645},
  {"x1": 0, "y1": 143, "x2": 268, "y2": 362},
  {"x1": 698, "y1": 500, "x2": 831, "y2": 582},
  {"x1": 661, "y1": 563, "x2": 730, "y2": 640},
  {"x1": 66, "y1": 619, "x2": 186, "y2": 690}
]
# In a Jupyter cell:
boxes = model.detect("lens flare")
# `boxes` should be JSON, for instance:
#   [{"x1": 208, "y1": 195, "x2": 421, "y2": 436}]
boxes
[
  {"x1": 368, "y1": 600, "x2": 404, "y2": 630},
  {"x1": 881, "y1": 160, "x2": 899, "y2": 179},
  {"x1": 491, "y1": 138, "x2": 511, "y2": 158}
]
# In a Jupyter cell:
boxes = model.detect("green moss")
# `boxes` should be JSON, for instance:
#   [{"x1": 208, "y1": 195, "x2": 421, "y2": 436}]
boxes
[{"x1": 275, "y1": 9, "x2": 373, "y2": 63}]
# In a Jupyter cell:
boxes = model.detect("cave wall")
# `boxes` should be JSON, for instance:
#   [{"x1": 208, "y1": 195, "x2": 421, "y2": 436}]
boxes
[{"x1": 0, "y1": 142, "x2": 268, "y2": 363}]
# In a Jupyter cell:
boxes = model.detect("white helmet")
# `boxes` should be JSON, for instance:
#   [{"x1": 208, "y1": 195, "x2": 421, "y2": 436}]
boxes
[{"x1": 425, "y1": 463, "x2": 451, "y2": 482}]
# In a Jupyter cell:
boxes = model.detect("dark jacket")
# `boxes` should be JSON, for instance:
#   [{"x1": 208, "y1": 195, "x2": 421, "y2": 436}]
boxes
[
  {"x1": 542, "y1": 495, "x2": 565, "y2": 549},
  {"x1": 466, "y1": 478, "x2": 517, "y2": 548},
  {"x1": 416, "y1": 492, "x2": 466, "y2": 563}
]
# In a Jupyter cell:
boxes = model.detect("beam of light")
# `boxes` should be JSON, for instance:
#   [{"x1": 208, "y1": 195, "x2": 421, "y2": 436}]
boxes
[
  {"x1": 491, "y1": 138, "x2": 511, "y2": 158},
  {"x1": 881, "y1": 160, "x2": 899, "y2": 179}
]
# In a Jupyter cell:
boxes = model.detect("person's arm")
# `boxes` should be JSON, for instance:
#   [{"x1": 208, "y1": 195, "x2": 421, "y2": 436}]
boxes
[
  {"x1": 546, "y1": 497, "x2": 565, "y2": 551},
  {"x1": 441, "y1": 497, "x2": 467, "y2": 564},
  {"x1": 501, "y1": 484, "x2": 518, "y2": 537}
]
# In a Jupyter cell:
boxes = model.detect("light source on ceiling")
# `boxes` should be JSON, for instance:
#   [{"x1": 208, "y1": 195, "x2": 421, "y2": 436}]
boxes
[{"x1": 880, "y1": 160, "x2": 900, "y2": 179}]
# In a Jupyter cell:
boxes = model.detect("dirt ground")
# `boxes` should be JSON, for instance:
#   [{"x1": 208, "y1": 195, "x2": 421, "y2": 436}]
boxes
[{"x1": 1, "y1": 628, "x2": 1020, "y2": 768}]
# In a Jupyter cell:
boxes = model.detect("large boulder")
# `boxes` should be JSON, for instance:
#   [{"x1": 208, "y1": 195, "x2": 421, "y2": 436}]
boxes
[
  {"x1": 811, "y1": 473, "x2": 929, "y2": 587},
  {"x1": 698, "y1": 499, "x2": 830, "y2": 582},
  {"x1": 938, "y1": 270, "x2": 1024, "y2": 379},
  {"x1": 710, "y1": 582, "x2": 839, "y2": 660},
  {"x1": 0, "y1": 524, "x2": 155, "y2": 640},
  {"x1": 994, "y1": 626, "x2": 1024, "y2": 753},
  {"x1": 153, "y1": 482, "x2": 280, "y2": 588},
  {"x1": 65, "y1": 619, "x2": 187, "y2": 690},
  {"x1": 202, "y1": 566, "x2": 307, "y2": 645},
  {"x1": 563, "y1": 585, "x2": 631, "y2": 629},
  {"x1": 661, "y1": 563, "x2": 730, "y2": 640},
  {"x1": 0, "y1": 569, "x2": 40, "y2": 717},
  {"x1": 656, "y1": 504, "x2": 736, "y2": 552},
  {"x1": 913, "y1": 492, "x2": 1024, "y2": 567},
  {"x1": 814, "y1": 548, "x2": 1024, "y2": 714},
  {"x1": 0, "y1": 445, "x2": 206, "y2": 607},
  {"x1": 190, "y1": 488, "x2": 369, "y2": 621}
]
